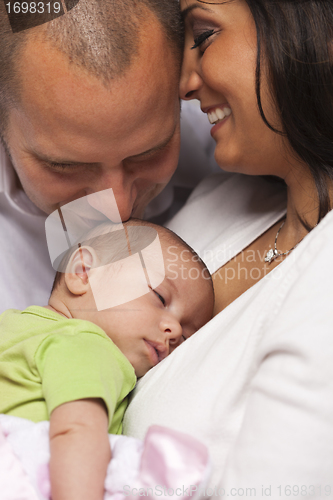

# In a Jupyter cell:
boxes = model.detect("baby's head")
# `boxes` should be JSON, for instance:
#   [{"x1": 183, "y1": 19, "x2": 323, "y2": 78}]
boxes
[{"x1": 50, "y1": 219, "x2": 214, "y2": 377}]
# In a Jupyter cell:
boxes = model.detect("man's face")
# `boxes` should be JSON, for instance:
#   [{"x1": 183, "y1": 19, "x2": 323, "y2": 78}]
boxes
[{"x1": 4, "y1": 13, "x2": 181, "y2": 220}]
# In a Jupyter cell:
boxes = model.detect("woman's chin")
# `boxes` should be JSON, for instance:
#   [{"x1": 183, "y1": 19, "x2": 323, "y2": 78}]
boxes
[
  {"x1": 213, "y1": 152, "x2": 245, "y2": 175},
  {"x1": 214, "y1": 150, "x2": 272, "y2": 177}
]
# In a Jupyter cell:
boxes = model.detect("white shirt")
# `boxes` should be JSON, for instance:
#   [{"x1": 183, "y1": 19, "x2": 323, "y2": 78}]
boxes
[
  {"x1": 0, "y1": 146, "x2": 55, "y2": 311},
  {"x1": 123, "y1": 173, "x2": 333, "y2": 499},
  {"x1": 0, "y1": 101, "x2": 218, "y2": 312}
]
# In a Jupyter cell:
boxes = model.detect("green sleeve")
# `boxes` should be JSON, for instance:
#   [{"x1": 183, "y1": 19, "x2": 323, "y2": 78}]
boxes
[{"x1": 34, "y1": 329, "x2": 136, "y2": 431}]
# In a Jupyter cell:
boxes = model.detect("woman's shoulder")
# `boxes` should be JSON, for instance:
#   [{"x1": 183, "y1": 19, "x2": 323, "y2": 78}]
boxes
[
  {"x1": 167, "y1": 173, "x2": 287, "y2": 267},
  {"x1": 185, "y1": 172, "x2": 285, "y2": 204},
  {"x1": 169, "y1": 173, "x2": 287, "y2": 225},
  {"x1": 184, "y1": 171, "x2": 235, "y2": 202}
]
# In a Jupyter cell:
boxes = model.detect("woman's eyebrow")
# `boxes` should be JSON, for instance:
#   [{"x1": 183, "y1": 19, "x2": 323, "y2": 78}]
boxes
[{"x1": 181, "y1": 4, "x2": 214, "y2": 20}]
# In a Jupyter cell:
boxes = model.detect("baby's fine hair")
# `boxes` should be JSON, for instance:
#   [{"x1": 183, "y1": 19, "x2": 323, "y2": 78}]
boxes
[{"x1": 51, "y1": 219, "x2": 212, "y2": 294}]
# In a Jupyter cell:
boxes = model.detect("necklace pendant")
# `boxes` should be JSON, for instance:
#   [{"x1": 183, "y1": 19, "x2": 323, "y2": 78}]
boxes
[{"x1": 265, "y1": 248, "x2": 277, "y2": 263}]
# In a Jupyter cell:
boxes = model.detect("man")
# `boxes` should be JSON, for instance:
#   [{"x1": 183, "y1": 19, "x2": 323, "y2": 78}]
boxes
[{"x1": 0, "y1": 0, "x2": 217, "y2": 311}]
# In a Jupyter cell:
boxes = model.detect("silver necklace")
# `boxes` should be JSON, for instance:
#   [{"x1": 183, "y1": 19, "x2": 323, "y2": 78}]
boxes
[{"x1": 264, "y1": 220, "x2": 300, "y2": 264}]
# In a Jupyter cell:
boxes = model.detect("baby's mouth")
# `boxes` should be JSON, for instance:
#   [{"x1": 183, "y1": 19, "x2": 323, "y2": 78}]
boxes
[{"x1": 144, "y1": 339, "x2": 168, "y2": 365}]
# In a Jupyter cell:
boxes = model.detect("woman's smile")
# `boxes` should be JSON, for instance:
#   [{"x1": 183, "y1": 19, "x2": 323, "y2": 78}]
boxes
[
  {"x1": 208, "y1": 106, "x2": 232, "y2": 137},
  {"x1": 205, "y1": 105, "x2": 232, "y2": 126},
  {"x1": 179, "y1": 0, "x2": 288, "y2": 178}
]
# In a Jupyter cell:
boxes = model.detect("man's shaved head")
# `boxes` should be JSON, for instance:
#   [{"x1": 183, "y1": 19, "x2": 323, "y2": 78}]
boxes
[{"x1": 0, "y1": 0, "x2": 183, "y2": 136}]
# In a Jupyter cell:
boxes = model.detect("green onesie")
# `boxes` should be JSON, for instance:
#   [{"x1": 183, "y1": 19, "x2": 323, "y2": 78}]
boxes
[{"x1": 0, "y1": 306, "x2": 136, "y2": 434}]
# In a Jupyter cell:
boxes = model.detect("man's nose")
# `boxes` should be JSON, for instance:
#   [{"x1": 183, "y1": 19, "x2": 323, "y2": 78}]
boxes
[
  {"x1": 86, "y1": 169, "x2": 136, "y2": 222},
  {"x1": 179, "y1": 49, "x2": 203, "y2": 101},
  {"x1": 112, "y1": 189, "x2": 136, "y2": 222}
]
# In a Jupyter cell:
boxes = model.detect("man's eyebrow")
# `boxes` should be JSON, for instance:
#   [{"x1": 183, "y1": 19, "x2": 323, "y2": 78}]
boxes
[
  {"x1": 32, "y1": 128, "x2": 177, "y2": 166},
  {"x1": 32, "y1": 150, "x2": 96, "y2": 167},
  {"x1": 127, "y1": 129, "x2": 176, "y2": 160},
  {"x1": 181, "y1": 4, "x2": 215, "y2": 20}
]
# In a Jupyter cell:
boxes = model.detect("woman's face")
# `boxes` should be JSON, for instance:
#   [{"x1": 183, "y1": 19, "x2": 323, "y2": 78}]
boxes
[{"x1": 179, "y1": 0, "x2": 288, "y2": 178}]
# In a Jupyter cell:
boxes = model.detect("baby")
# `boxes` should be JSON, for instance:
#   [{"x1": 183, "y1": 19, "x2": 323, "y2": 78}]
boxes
[{"x1": 0, "y1": 219, "x2": 214, "y2": 500}]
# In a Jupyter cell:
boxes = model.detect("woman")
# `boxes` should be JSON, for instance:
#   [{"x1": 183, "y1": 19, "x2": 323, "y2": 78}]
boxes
[{"x1": 123, "y1": 1, "x2": 333, "y2": 496}]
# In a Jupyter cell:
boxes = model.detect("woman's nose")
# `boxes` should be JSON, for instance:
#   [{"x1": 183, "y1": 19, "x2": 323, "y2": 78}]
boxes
[{"x1": 179, "y1": 50, "x2": 203, "y2": 100}]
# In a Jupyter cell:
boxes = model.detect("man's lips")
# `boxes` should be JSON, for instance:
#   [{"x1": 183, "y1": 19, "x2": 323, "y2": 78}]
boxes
[{"x1": 144, "y1": 339, "x2": 168, "y2": 366}]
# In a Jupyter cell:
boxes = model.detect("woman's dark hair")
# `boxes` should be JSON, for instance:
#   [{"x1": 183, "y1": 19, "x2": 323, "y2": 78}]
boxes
[
  {"x1": 248, "y1": 0, "x2": 333, "y2": 227},
  {"x1": 200, "y1": 0, "x2": 333, "y2": 227}
]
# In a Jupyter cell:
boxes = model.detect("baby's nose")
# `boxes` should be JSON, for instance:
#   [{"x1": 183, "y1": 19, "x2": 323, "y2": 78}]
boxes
[{"x1": 160, "y1": 317, "x2": 183, "y2": 347}]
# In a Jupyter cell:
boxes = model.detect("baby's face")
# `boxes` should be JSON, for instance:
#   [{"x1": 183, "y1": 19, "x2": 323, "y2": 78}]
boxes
[{"x1": 90, "y1": 241, "x2": 214, "y2": 378}]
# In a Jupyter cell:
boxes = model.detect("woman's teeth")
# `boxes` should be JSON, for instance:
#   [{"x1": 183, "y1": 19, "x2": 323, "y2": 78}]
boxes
[{"x1": 207, "y1": 107, "x2": 232, "y2": 125}]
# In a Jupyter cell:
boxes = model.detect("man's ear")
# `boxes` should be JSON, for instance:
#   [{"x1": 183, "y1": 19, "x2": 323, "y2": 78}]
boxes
[{"x1": 64, "y1": 246, "x2": 98, "y2": 296}]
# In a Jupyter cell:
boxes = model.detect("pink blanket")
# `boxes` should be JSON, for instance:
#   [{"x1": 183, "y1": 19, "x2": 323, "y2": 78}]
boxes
[{"x1": 0, "y1": 416, "x2": 210, "y2": 500}]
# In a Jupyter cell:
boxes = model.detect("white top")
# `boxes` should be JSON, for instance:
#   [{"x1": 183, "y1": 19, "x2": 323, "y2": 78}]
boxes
[
  {"x1": 0, "y1": 101, "x2": 218, "y2": 313},
  {"x1": 123, "y1": 173, "x2": 333, "y2": 498},
  {"x1": 0, "y1": 146, "x2": 55, "y2": 311}
]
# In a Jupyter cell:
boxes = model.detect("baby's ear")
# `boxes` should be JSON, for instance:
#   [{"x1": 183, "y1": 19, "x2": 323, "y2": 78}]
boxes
[{"x1": 64, "y1": 246, "x2": 98, "y2": 295}]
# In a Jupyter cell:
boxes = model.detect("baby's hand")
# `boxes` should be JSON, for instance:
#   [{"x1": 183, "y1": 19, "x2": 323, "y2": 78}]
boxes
[{"x1": 49, "y1": 399, "x2": 111, "y2": 500}]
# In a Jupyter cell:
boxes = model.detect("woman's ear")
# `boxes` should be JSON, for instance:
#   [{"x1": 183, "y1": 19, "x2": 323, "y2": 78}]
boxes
[{"x1": 64, "y1": 246, "x2": 98, "y2": 296}]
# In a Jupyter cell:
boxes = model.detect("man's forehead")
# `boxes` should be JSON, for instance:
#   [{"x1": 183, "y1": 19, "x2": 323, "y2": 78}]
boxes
[
  {"x1": 10, "y1": 15, "x2": 180, "y2": 162},
  {"x1": 19, "y1": 34, "x2": 176, "y2": 113}
]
